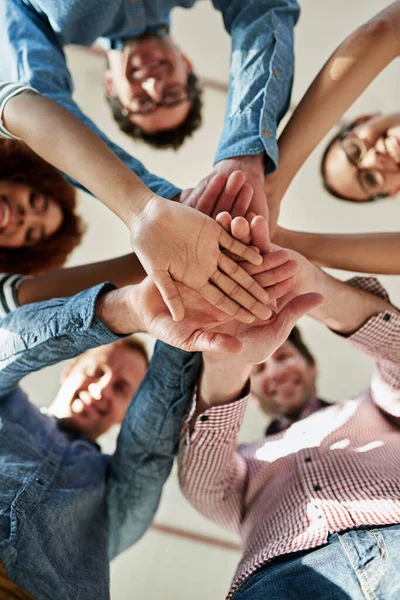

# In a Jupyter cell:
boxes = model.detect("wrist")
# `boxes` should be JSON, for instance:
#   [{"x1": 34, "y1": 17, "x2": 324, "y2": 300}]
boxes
[
  {"x1": 199, "y1": 354, "x2": 252, "y2": 409},
  {"x1": 215, "y1": 153, "x2": 265, "y2": 174},
  {"x1": 94, "y1": 285, "x2": 143, "y2": 335}
]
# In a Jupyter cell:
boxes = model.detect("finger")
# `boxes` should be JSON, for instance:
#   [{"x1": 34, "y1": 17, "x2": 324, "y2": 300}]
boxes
[
  {"x1": 187, "y1": 330, "x2": 243, "y2": 354},
  {"x1": 231, "y1": 183, "x2": 253, "y2": 219},
  {"x1": 215, "y1": 211, "x2": 232, "y2": 233},
  {"x1": 250, "y1": 215, "x2": 270, "y2": 254},
  {"x1": 218, "y1": 254, "x2": 270, "y2": 304},
  {"x1": 211, "y1": 171, "x2": 246, "y2": 219},
  {"x1": 231, "y1": 217, "x2": 251, "y2": 245},
  {"x1": 246, "y1": 212, "x2": 256, "y2": 224},
  {"x1": 200, "y1": 283, "x2": 256, "y2": 324},
  {"x1": 219, "y1": 228, "x2": 262, "y2": 266},
  {"x1": 265, "y1": 276, "x2": 296, "y2": 301},
  {"x1": 244, "y1": 250, "x2": 291, "y2": 276},
  {"x1": 195, "y1": 173, "x2": 228, "y2": 215},
  {"x1": 274, "y1": 293, "x2": 324, "y2": 338},
  {"x1": 151, "y1": 271, "x2": 185, "y2": 322},
  {"x1": 211, "y1": 269, "x2": 272, "y2": 320},
  {"x1": 253, "y1": 259, "x2": 299, "y2": 288}
]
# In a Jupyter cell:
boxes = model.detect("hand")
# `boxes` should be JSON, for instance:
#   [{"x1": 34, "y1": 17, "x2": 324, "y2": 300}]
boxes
[
  {"x1": 180, "y1": 154, "x2": 269, "y2": 228},
  {"x1": 130, "y1": 196, "x2": 274, "y2": 324},
  {"x1": 203, "y1": 215, "x2": 323, "y2": 365}
]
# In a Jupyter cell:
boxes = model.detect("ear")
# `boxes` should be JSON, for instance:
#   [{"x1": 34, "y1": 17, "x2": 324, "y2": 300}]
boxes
[{"x1": 104, "y1": 69, "x2": 117, "y2": 98}]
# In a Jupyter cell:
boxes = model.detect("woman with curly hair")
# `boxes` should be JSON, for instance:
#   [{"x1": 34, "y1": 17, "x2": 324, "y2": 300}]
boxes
[{"x1": 0, "y1": 139, "x2": 85, "y2": 274}]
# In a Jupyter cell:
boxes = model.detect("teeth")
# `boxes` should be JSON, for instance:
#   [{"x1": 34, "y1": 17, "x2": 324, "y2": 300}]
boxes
[
  {"x1": 0, "y1": 199, "x2": 10, "y2": 229},
  {"x1": 385, "y1": 137, "x2": 400, "y2": 165}
]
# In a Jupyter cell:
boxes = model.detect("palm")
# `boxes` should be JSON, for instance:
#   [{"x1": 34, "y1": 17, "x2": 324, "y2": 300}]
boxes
[{"x1": 134, "y1": 278, "x2": 242, "y2": 354}]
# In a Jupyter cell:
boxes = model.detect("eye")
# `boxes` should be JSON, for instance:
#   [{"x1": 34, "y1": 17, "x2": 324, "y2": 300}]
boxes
[
  {"x1": 360, "y1": 170, "x2": 383, "y2": 192},
  {"x1": 113, "y1": 380, "x2": 129, "y2": 394},
  {"x1": 30, "y1": 192, "x2": 47, "y2": 213},
  {"x1": 347, "y1": 142, "x2": 363, "y2": 162}
]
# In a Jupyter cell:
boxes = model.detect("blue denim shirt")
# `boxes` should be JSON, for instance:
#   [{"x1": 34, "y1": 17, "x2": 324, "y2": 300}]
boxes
[
  {"x1": 0, "y1": 284, "x2": 201, "y2": 599},
  {"x1": 0, "y1": 0, "x2": 299, "y2": 197}
]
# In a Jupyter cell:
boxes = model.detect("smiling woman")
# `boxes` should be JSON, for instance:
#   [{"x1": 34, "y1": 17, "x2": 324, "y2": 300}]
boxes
[{"x1": 0, "y1": 139, "x2": 85, "y2": 274}]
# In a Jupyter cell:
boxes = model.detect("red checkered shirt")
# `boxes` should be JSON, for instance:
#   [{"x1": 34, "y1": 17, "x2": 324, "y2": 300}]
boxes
[{"x1": 178, "y1": 278, "x2": 400, "y2": 599}]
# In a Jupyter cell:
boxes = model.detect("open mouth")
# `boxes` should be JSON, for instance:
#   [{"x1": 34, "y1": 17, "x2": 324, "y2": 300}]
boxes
[
  {"x1": 0, "y1": 197, "x2": 11, "y2": 231},
  {"x1": 384, "y1": 136, "x2": 400, "y2": 166}
]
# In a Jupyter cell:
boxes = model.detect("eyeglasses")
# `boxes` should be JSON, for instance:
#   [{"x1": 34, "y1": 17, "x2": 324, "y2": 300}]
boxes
[
  {"x1": 121, "y1": 84, "x2": 193, "y2": 117},
  {"x1": 339, "y1": 126, "x2": 386, "y2": 200}
]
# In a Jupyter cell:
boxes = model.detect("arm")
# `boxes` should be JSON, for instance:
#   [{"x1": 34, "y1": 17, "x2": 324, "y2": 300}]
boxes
[
  {"x1": 0, "y1": 2, "x2": 179, "y2": 201},
  {"x1": 182, "y1": 0, "x2": 300, "y2": 220},
  {"x1": 17, "y1": 254, "x2": 146, "y2": 307},
  {"x1": 274, "y1": 228, "x2": 400, "y2": 275},
  {"x1": 267, "y1": 0, "x2": 400, "y2": 224},
  {"x1": 107, "y1": 341, "x2": 202, "y2": 557}
]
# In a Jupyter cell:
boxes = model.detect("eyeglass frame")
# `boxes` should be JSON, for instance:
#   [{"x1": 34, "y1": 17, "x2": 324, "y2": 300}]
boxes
[
  {"x1": 337, "y1": 123, "x2": 388, "y2": 202},
  {"x1": 120, "y1": 84, "x2": 195, "y2": 117}
]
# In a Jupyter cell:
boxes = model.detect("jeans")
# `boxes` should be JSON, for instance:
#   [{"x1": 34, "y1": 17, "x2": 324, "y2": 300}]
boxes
[{"x1": 233, "y1": 524, "x2": 400, "y2": 600}]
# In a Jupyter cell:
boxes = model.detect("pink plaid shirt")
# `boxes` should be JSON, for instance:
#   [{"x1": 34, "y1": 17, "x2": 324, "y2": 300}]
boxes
[{"x1": 179, "y1": 278, "x2": 400, "y2": 599}]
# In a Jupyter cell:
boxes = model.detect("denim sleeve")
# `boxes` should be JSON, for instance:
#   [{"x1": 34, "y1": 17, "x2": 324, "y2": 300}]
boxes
[
  {"x1": 107, "y1": 341, "x2": 202, "y2": 560},
  {"x1": 0, "y1": 1, "x2": 181, "y2": 200},
  {"x1": 212, "y1": 0, "x2": 300, "y2": 173},
  {"x1": 0, "y1": 283, "x2": 122, "y2": 397}
]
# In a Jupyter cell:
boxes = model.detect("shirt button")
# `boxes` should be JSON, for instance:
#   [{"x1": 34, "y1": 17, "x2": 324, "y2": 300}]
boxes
[
  {"x1": 199, "y1": 415, "x2": 208, "y2": 422},
  {"x1": 263, "y1": 129, "x2": 271, "y2": 138},
  {"x1": 273, "y1": 70, "x2": 279, "y2": 78},
  {"x1": 304, "y1": 457, "x2": 312, "y2": 463},
  {"x1": 75, "y1": 318, "x2": 83, "y2": 328},
  {"x1": 32, "y1": 335, "x2": 38, "y2": 343},
  {"x1": 383, "y1": 313, "x2": 391, "y2": 322},
  {"x1": 313, "y1": 485, "x2": 322, "y2": 492},
  {"x1": 35, "y1": 477, "x2": 45, "y2": 486}
]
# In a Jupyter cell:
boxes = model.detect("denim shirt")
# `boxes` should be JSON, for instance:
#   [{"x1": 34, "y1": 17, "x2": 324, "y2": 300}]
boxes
[
  {"x1": 0, "y1": 0, "x2": 299, "y2": 196},
  {"x1": 0, "y1": 284, "x2": 201, "y2": 599}
]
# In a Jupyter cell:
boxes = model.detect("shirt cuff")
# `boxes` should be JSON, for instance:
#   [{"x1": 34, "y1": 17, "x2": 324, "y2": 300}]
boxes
[
  {"x1": 188, "y1": 384, "x2": 250, "y2": 432},
  {"x1": 0, "y1": 83, "x2": 38, "y2": 140}
]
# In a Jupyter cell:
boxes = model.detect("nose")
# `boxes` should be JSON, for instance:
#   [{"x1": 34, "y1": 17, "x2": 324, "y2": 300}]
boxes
[
  {"x1": 267, "y1": 363, "x2": 292, "y2": 389},
  {"x1": 142, "y1": 77, "x2": 163, "y2": 102}
]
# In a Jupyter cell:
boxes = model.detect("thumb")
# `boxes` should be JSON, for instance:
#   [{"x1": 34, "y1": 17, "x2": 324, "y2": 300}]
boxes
[
  {"x1": 274, "y1": 293, "x2": 324, "y2": 339},
  {"x1": 188, "y1": 330, "x2": 243, "y2": 354},
  {"x1": 150, "y1": 271, "x2": 185, "y2": 322}
]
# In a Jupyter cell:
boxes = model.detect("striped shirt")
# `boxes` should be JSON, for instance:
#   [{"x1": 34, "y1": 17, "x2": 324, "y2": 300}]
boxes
[
  {"x1": 0, "y1": 274, "x2": 26, "y2": 318},
  {"x1": 0, "y1": 82, "x2": 35, "y2": 140},
  {"x1": 179, "y1": 278, "x2": 400, "y2": 599}
]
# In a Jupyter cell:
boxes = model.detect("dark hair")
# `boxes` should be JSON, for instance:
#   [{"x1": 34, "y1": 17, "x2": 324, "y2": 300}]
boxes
[
  {"x1": 320, "y1": 121, "x2": 388, "y2": 203},
  {"x1": 287, "y1": 326, "x2": 315, "y2": 366},
  {"x1": 0, "y1": 140, "x2": 85, "y2": 275},
  {"x1": 105, "y1": 72, "x2": 202, "y2": 150}
]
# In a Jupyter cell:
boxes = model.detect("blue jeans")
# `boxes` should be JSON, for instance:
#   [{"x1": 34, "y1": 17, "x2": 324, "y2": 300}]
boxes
[{"x1": 233, "y1": 525, "x2": 400, "y2": 600}]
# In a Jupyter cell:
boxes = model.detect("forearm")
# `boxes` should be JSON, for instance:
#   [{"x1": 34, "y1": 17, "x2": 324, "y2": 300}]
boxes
[
  {"x1": 310, "y1": 268, "x2": 397, "y2": 334},
  {"x1": 108, "y1": 342, "x2": 201, "y2": 558},
  {"x1": 267, "y1": 2, "x2": 400, "y2": 209},
  {"x1": 0, "y1": 283, "x2": 123, "y2": 395},
  {"x1": 274, "y1": 228, "x2": 400, "y2": 274},
  {"x1": 17, "y1": 254, "x2": 146, "y2": 306},
  {"x1": 193, "y1": 354, "x2": 251, "y2": 422},
  {"x1": 3, "y1": 91, "x2": 154, "y2": 224}
]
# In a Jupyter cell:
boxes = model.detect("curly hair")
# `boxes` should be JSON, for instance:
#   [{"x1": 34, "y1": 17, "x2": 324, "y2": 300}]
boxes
[
  {"x1": 106, "y1": 72, "x2": 202, "y2": 150},
  {"x1": 0, "y1": 139, "x2": 85, "y2": 275}
]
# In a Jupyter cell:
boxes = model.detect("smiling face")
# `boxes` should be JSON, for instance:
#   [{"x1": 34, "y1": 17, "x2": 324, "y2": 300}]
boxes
[
  {"x1": 322, "y1": 113, "x2": 400, "y2": 202},
  {"x1": 105, "y1": 34, "x2": 192, "y2": 134},
  {"x1": 0, "y1": 181, "x2": 63, "y2": 248},
  {"x1": 48, "y1": 342, "x2": 148, "y2": 441},
  {"x1": 251, "y1": 341, "x2": 317, "y2": 419}
]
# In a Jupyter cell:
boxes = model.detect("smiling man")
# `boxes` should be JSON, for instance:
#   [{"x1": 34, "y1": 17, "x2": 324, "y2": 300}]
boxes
[{"x1": 47, "y1": 338, "x2": 149, "y2": 441}]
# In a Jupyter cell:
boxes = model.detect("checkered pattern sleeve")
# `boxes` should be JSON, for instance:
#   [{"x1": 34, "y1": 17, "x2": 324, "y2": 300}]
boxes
[
  {"x1": 0, "y1": 82, "x2": 37, "y2": 139},
  {"x1": 345, "y1": 277, "x2": 400, "y2": 416},
  {"x1": 178, "y1": 391, "x2": 250, "y2": 535},
  {"x1": 0, "y1": 274, "x2": 29, "y2": 318}
]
